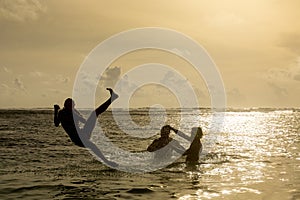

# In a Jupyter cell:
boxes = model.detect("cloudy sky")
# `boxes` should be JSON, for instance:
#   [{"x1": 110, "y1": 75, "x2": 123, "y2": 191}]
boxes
[{"x1": 0, "y1": 0, "x2": 299, "y2": 108}]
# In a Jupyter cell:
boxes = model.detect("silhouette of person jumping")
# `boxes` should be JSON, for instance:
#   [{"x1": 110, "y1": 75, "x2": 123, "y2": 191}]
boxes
[
  {"x1": 183, "y1": 127, "x2": 203, "y2": 164},
  {"x1": 54, "y1": 88, "x2": 119, "y2": 166}
]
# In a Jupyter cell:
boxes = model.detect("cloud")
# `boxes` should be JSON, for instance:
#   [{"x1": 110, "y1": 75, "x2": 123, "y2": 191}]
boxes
[
  {"x1": 48, "y1": 88, "x2": 65, "y2": 94},
  {"x1": 267, "y1": 82, "x2": 288, "y2": 97},
  {"x1": 278, "y1": 33, "x2": 300, "y2": 54},
  {"x1": 160, "y1": 70, "x2": 202, "y2": 107},
  {"x1": 29, "y1": 71, "x2": 45, "y2": 77},
  {"x1": 47, "y1": 88, "x2": 69, "y2": 99},
  {"x1": 227, "y1": 88, "x2": 246, "y2": 104},
  {"x1": 115, "y1": 74, "x2": 137, "y2": 93},
  {"x1": 160, "y1": 70, "x2": 188, "y2": 87},
  {"x1": 55, "y1": 74, "x2": 70, "y2": 84},
  {"x1": 194, "y1": 87, "x2": 206, "y2": 99},
  {"x1": 265, "y1": 68, "x2": 291, "y2": 82},
  {"x1": 261, "y1": 58, "x2": 300, "y2": 100},
  {"x1": 294, "y1": 74, "x2": 300, "y2": 81},
  {"x1": 160, "y1": 70, "x2": 191, "y2": 99},
  {"x1": 1, "y1": 79, "x2": 26, "y2": 96},
  {"x1": 263, "y1": 67, "x2": 294, "y2": 98},
  {"x1": 0, "y1": 0, "x2": 46, "y2": 22},
  {"x1": 2, "y1": 67, "x2": 12, "y2": 73},
  {"x1": 291, "y1": 57, "x2": 300, "y2": 81},
  {"x1": 0, "y1": 83, "x2": 13, "y2": 95},
  {"x1": 264, "y1": 57, "x2": 300, "y2": 83},
  {"x1": 14, "y1": 78, "x2": 26, "y2": 91},
  {"x1": 100, "y1": 66, "x2": 121, "y2": 87},
  {"x1": 73, "y1": 70, "x2": 99, "y2": 101},
  {"x1": 1, "y1": 83, "x2": 10, "y2": 91}
]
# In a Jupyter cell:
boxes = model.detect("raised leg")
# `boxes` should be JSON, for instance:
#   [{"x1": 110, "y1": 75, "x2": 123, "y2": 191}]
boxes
[
  {"x1": 95, "y1": 88, "x2": 119, "y2": 116},
  {"x1": 82, "y1": 88, "x2": 119, "y2": 138}
]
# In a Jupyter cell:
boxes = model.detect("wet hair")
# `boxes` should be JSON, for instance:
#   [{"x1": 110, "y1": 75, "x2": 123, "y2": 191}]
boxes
[
  {"x1": 191, "y1": 127, "x2": 203, "y2": 139},
  {"x1": 64, "y1": 98, "x2": 74, "y2": 108},
  {"x1": 160, "y1": 125, "x2": 171, "y2": 137}
]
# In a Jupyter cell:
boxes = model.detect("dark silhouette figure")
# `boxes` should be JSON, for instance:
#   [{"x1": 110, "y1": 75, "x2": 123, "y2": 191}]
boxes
[
  {"x1": 147, "y1": 125, "x2": 185, "y2": 160},
  {"x1": 183, "y1": 127, "x2": 203, "y2": 164},
  {"x1": 147, "y1": 125, "x2": 203, "y2": 164},
  {"x1": 54, "y1": 88, "x2": 119, "y2": 167}
]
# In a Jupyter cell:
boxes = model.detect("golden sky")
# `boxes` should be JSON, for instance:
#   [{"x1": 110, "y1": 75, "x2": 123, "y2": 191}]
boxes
[{"x1": 0, "y1": 0, "x2": 299, "y2": 108}]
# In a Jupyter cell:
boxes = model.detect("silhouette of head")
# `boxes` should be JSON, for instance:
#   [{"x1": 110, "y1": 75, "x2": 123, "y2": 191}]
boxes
[
  {"x1": 160, "y1": 125, "x2": 171, "y2": 138},
  {"x1": 191, "y1": 127, "x2": 203, "y2": 139},
  {"x1": 64, "y1": 98, "x2": 75, "y2": 110}
]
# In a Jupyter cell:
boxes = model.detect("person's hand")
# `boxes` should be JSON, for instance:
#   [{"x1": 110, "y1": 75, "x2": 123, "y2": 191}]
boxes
[
  {"x1": 170, "y1": 126, "x2": 178, "y2": 132},
  {"x1": 54, "y1": 104, "x2": 60, "y2": 111}
]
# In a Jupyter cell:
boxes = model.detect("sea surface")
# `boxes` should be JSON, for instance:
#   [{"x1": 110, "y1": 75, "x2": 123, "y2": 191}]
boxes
[{"x1": 0, "y1": 108, "x2": 299, "y2": 200}]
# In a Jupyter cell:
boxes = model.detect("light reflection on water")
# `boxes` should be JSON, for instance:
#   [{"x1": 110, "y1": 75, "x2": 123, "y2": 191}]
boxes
[
  {"x1": 0, "y1": 109, "x2": 299, "y2": 200},
  {"x1": 160, "y1": 109, "x2": 299, "y2": 200},
  {"x1": 90, "y1": 109, "x2": 300, "y2": 199}
]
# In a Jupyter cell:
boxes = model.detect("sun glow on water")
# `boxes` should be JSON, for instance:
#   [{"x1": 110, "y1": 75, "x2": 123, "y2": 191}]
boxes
[{"x1": 176, "y1": 109, "x2": 299, "y2": 199}]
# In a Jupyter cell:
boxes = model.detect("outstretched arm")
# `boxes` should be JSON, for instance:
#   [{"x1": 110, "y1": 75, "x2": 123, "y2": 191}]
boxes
[
  {"x1": 54, "y1": 105, "x2": 60, "y2": 127},
  {"x1": 171, "y1": 140, "x2": 186, "y2": 154},
  {"x1": 170, "y1": 127, "x2": 190, "y2": 141}
]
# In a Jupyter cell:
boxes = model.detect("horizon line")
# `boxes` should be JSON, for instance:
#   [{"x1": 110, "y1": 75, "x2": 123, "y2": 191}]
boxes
[{"x1": 0, "y1": 106, "x2": 299, "y2": 110}]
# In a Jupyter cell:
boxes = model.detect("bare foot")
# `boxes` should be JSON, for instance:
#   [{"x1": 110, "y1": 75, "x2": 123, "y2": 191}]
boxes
[{"x1": 106, "y1": 88, "x2": 119, "y2": 100}]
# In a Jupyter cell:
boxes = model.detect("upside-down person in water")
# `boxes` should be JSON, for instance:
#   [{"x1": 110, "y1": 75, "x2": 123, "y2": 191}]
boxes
[{"x1": 53, "y1": 88, "x2": 119, "y2": 167}]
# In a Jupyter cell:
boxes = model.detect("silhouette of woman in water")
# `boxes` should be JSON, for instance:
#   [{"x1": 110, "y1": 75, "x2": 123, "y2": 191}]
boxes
[
  {"x1": 183, "y1": 127, "x2": 203, "y2": 164},
  {"x1": 54, "y1": 88, "x2": 119, "y2": 166}
]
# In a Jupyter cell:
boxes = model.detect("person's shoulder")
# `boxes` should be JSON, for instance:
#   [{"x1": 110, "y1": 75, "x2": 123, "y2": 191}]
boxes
[
  {"x1": 58, "y1": 108, "x2": 64, "y2": 114},
  {"x1": 59, "y1": 108, "x2": 68, "y2": 113},
  {"x1": 150, "y1": 138, "x2": 165, "y2": 147},
  {"x1": 58, "y1": 108, "x2": 69, "y2": 116},
  {"x1": 147, "y1": 138, "x2": 160, "y2": 151}
]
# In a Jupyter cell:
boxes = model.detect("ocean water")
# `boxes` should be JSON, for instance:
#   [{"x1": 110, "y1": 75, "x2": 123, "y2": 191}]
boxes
[{"x1": 0, "y1": 108, "x2": 299, "y2": 200}]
